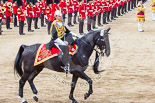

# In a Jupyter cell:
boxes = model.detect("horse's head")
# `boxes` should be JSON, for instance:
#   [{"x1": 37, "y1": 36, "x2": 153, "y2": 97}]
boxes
[{"x1": 96, "y1": 28, "x2": 111, "y2": 57}]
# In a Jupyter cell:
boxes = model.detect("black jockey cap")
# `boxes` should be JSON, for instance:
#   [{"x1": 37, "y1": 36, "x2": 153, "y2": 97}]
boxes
[
  {"x1": 33, "y1": 0, "x2": 38, "y2": 5},
  {"x1": 17, "y1": 0, "x2": 22, "y2": 7},
  {"x1": 46, "y1": 0, "x2": 52, "y2": 6},
  {"x1": 54, "y1": 0, "x2": 59, "y2": 4}
]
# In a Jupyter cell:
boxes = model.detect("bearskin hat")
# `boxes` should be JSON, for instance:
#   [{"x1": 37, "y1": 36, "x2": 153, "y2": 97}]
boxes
[
  {"x1": 46, "y1": 0, "x2": 52, "y2": 5},
  {"x1": 17, "y1": 0, "x2": 22, "y2": 7},
  {"x1": 33, "y1": 0, "x2": 38, "y2": 5},
  {"x1": 3, "y1": 0, "x2": 8, "y2": 3},
  {"x1": 26, "y1": 0, "x2": 33, "y2": 4},
  {"x1": 54, "y1": 0, "x2": 59, "y2": 4},
  {"x1": 13, "y1": 0, "x2": 17, "y2": 3}
]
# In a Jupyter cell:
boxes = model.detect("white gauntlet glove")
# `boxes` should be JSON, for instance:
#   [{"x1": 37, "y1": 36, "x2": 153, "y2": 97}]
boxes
[{"x1": 70, "y1": 32, "x2": 78, "y2": 37}]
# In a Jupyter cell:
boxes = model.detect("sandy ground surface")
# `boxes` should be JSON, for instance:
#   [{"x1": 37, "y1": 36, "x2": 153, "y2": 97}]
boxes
[{"x1": 0, "y1": 1, "x2": 155, "y2": 103}]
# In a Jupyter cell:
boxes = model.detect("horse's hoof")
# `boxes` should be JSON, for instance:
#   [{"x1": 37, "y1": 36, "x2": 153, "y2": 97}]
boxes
[
  {"x1": 23, "y1": 101, "x2": 28, "y2": 103},
  {"x1": 72, "y1": 100, "x2": 78, "y2": 103},
  {"x1": 84, "y1": 93, "x2": 88, "y2": 100},
  {"x1": 33, "y1": 96, "x2": 38, "y2": 102}
]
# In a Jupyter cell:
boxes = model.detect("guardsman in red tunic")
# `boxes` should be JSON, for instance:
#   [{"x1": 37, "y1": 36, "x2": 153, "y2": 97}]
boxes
[
  {"x1": 106, "y1": 0, "x2": 112, "y2": 22},
  {"x1": 128, "y1": 0, "x2": 131, "y2": 11},
  {"x1": 96, "y1": 0, "x2": 103, "y2": 27},
  {"x1": 33, "y1": 0, "x2": 40, "y2": 29},
  {"x1": 86, "y1": 0, "x2": 94, "y2": 32},
  {"x1": 26, "y1": 0, "x2": 34, "y2": 32},
  {"x1": 4, "y1": 0, "x2": 12, "y2": 29},
  {"x1": 59, "y1": 0, "x2": 67, "y2": 22},
  {"x1": 92, "y1": 0, "x2": 98, "y2": 29},
  {"x1": 102, "y1": 0, "x2": 108, "y2": 24},
  {"x1": 110, "y1": 0, "x2": 116, "y2": 21},
  {"x1": 17, "y1": 0, "x2": 25, "y2": 35},
  {"x1": 13, "y1": 0, "x2": 18, "y2": 27},
  {"x1": 73, "y1": 0, "x2": 79, "y2": 24},
  {"x1": 78, "y1": 0, "x2": 86, "y2": 35},
  {"x1": 38, "y1": 0, "x2": 46, "y2": 27},
  {"x1": 67, "y1": 0, "x2": 74, "y2": 27},
  {"x1": 0, "y1": 2, "x2": 4, "y2": 35},
  {"x1": 46, "y1": 0, "x2": 52, "y2": 35}
]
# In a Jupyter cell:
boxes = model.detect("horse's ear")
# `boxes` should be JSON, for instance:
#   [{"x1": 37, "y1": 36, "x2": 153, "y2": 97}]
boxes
[{"x1": 106, "y1": 27, "x2": 111, "y2": 33}]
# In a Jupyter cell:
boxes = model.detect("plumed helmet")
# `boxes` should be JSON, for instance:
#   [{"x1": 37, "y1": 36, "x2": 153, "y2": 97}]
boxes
[{"x1": 54, "y1": 10, "x2": 62, "y2": 17}]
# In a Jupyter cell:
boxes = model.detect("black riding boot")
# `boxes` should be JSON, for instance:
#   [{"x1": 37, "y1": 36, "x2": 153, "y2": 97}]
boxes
[
  {"x1": 46, "y1": 39, "x2": 54, "y2": 50},
  {"x1": 59, "y1": 45, "x2": 70, "y2": 71}
]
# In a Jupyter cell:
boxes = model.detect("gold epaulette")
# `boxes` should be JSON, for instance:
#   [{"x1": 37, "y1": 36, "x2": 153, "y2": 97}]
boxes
[{"x1": 27, "y1": 5, "x2": 30, "y2": 8}]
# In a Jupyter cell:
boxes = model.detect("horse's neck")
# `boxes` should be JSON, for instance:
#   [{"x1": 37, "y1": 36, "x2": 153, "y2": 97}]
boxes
[{"x1": 79, "y1": 34, "x2": 97, "y2": 59}]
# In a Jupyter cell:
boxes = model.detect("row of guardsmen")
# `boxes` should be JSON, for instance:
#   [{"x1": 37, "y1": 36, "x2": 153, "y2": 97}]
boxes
[{"x1": 0, "y1": 0, "x2": 146, "y2": 35}]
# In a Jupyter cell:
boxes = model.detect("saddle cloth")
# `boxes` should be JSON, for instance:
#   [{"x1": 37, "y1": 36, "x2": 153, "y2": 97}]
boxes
[{"x1": 34, "y1": 44, "x2": 78, "y2": 66}]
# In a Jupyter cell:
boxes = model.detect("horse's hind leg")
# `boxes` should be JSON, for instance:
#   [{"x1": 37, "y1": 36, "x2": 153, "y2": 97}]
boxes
[
  {"x1": 19, "y1": 71, "x2": 32, "y2": 103},
  {"x1": 28, "y1": 67, "x2": 43, "y2": 102}
]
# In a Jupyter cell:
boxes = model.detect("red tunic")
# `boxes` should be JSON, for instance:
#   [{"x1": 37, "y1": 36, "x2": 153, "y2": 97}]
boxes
[
  {"x1": 33, "y1": 5, "x2": 40, "y2": 17},
  {"x1": 73, "y1": 0, "x2": 79, "y2": 11},
  {"x1": 86, "y1": 3, "x2": 94, "y2": 17},
  {"x1": 96, "y1": 0, "x2": 103, "y2": 13},
  {"x1": 59, "y1": 0, "x2": 67, "y2": 14},
  {"x1": 13, "y1": 3, "x2": 18, "y2": 15},
  {"x1": 17, "y1": 8, "x2": 25, "y2": 21},
  {"x1": 78, "y1": 3, "x2": 86, "y2": 19},
  {"x1": 26, "y1": 5, "x2": 33, "y2": 18},
  {"x1": 67, "y1": 0, "x2": 73, "y2": 13},
  {"x1": 5, "y1": 5, "x2": 12, "y2": 17}
]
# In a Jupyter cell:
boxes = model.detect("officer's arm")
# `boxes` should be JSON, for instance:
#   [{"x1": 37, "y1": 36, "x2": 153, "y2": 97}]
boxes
[
  {"x1": 51, "y1": 25, "x2": 58, "y2": 40},
  {"x1": 65, "y1": 26, "x2": 78, "y2": 37}
]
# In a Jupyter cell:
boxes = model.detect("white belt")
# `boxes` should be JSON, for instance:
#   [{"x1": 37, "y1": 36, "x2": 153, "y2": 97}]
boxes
[
  {"x1": 20, "y1": 15, "x2": 24, "y2": 16},
  {"x1": 36, "y1": 11, "x2": 40, "y2": 12},
  {"x1": 40, "y1": 6, "x2": 42, "y2": 7},
  {"x1": 76, "y1": 6, "x2": 78, "y2": 7},
  {"x1": 63, "y1": 7, "x2": 66, "y2": 9},
  {"x1": 29, "y1": 11, "x2": 33, "y2": 13},
  {"x1": 100, "y1": 6, "x2": 103, "y2": 7},
  {"x1": 89, "y1": 10, "x2": 93, "y2": 12},
  {"x1": 69, "y1": 7, "x2": 73, "y2": 8},
  {"x1": 81, "y1": 10, "x2": 85, "y2": 12},
  {"x1": 104, "y1": 6, "x2": 108, "y2": 7},
  {"x1": 42, "y1": 8, "x2": 45, "y2": 9},
  {"x1": 97, "y1": 3, "x2": 100, "y2": 4}
]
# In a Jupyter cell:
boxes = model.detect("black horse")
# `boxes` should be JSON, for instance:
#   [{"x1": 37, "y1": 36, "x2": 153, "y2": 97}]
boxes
[{"x1": 14, "y1": 28, "x2": 111, "y2": 103}]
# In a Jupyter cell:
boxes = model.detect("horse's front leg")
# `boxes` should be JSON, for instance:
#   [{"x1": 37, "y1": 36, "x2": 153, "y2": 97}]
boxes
[
  {"x1": 74, "y1": 70, "x2": 93, "y2": 100},
  {"x1": 69, "y1": 74, "x2": 79, "y2": 103}
]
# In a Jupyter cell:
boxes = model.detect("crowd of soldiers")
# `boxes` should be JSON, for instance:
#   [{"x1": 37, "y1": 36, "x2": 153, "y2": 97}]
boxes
[{"x1": 0, "y1": 0, "x2": 147, "y2": 35}]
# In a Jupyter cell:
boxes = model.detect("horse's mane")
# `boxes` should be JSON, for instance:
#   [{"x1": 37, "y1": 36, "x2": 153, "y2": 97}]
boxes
[{"x1": 80, "y1": 30, "x2": 101, "y2": 41}]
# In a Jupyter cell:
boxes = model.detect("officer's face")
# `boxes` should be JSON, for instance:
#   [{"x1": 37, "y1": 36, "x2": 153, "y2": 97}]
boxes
[{"x1": 57, "y1": 16, "x2": 62, "y2": 21}]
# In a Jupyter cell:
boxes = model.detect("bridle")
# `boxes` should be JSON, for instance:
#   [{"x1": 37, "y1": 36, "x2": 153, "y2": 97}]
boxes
[{"x1": 77, "y1": 31, "x2": 107, "y2": 57}]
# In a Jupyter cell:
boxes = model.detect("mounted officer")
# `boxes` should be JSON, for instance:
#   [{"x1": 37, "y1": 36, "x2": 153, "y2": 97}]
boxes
[{"x1": 47, "y1": 10, "x2": 78, "y2": 72}]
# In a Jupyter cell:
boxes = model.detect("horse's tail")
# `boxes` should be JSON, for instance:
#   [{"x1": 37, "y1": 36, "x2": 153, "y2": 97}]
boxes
[{"x1": 14, "y1": 45, "x2": 26, "y2": 77}]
